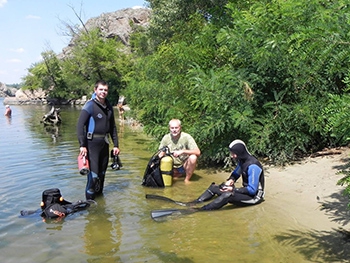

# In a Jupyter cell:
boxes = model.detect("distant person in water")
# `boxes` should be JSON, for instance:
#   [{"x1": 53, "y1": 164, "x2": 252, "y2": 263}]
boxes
[{"x1": 4, "y1": 105, "x2": 11, "y2": 117}]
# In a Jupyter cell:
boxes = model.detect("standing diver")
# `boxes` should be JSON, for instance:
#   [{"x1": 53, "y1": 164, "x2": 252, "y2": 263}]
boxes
[
  {"x1": 195, "y1": 139, "x2": 265, "y2": 210},
  {"x1": 77, "y1": 80, "x2": 120, "y2": 200}
]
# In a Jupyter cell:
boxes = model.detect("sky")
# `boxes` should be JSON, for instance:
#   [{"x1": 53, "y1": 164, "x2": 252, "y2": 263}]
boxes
[{"x1": 0, "y1": 0, "x2": 147, "y2": 84}]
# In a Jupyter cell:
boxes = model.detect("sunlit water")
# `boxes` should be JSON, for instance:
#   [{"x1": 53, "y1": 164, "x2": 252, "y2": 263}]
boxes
[{"x1": 0, "y1": 98, "x2": 346, "y2": 263}]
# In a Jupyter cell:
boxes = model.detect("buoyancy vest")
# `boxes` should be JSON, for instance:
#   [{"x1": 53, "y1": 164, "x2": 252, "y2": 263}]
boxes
[
  {"x1": 84, "y1": 98, "x2": 113, "y2": 138},
  {"x1": 20, "y1": 188, "x2": 93, "y2": 220},
  {"x1": 142, "y1": 147, "x2": 172, "y2": 187}
]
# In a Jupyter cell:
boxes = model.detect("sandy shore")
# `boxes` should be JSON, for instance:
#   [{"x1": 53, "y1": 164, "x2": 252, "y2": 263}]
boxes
[{"x1": 264, "y1": 147, "x2": 350, "y2": 231}]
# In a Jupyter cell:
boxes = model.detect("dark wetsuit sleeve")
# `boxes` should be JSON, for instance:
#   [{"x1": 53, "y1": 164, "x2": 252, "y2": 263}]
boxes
[
  {"x1": 77, "y1": 108, "x2": 90, "y2": 147},
  {"x1": 228, "y1": 164, "x2": 242, "y2": 182}
]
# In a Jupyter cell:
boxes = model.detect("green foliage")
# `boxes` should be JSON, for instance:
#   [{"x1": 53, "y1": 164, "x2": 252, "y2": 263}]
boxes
[
  {"x1": 322, "y1": 93, "x2": 350, "y2": 145},
  {"x1": 126, "y1": 0, "x2": 350, "y2": 166},
  {"x1": 22, "y1": 27, "x2": 132, "y2": 103},
  {"x1": 146, "y1": 0, "x2": 229, "y2": 48},
  {"x1": 337, "y1": 171, "x2": 350, "y2": 207},
  {"x1": 64, "y1": 28, "x2": 131, "y2": 103}
]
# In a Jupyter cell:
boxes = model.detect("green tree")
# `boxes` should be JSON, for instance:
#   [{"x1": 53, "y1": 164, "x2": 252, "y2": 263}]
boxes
[
  {"x1": 146, "y1": 0, "x2": 229, "y2": 48},
  {"x1": 65, "y1": 28, "x2": 132, "y2": 103},
  {"x1": 22, "y1": 50, "x2": 70, "y2": 99}
]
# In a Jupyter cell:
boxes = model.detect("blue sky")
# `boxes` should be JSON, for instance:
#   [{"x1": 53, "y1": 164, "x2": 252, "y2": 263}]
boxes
[{"x1": 0, "y1": 0, "x2": 147, "y2": 84}]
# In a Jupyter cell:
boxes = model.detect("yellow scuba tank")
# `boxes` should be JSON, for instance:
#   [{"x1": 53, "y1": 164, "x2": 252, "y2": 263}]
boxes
[{"x1": 160, "y1": 156, "x2": 173, "y2": 186}]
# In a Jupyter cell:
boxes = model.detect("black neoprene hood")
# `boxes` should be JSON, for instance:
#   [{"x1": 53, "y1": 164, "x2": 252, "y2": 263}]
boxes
[{"x1": 228, "y1": 139, "x2": 250, "y2": 160}]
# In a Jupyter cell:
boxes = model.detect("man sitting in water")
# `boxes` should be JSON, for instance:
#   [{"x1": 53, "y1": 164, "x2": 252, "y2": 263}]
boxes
[
  {"x1": 195, "y1": 139, "x2": 265, "y2": 210},
  {"x1": 158, "y1": 119, "x2": 201, "y2": 183}
]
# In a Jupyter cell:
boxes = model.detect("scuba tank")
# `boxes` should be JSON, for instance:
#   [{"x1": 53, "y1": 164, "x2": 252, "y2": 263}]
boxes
[{"x1": 160, "y1": 156, "x2": 173, "y2": 186}]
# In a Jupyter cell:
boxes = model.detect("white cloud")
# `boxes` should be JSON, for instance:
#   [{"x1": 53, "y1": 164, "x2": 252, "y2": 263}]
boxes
[
  {"x1": 10, "y1": 48, "x2": 25, "y2": 53},
  {"x1": 26, "y1": 15, "x2": 41, "y2": 20},
  {"x1": 7, "y1": 59, "x2": 21, "y2": 63},
  {"x1": 0, "y1": 0, "x2": 7, "y2": 8}
]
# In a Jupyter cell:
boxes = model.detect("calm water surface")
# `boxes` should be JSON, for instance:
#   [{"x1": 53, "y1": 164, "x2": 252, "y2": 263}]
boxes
[{"x1": 0, "y1": 98, "x2": 341, "y2": 262}]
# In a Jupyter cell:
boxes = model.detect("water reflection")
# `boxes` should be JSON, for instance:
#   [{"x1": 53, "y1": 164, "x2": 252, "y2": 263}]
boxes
[
  {"x1": 84, "y1": 197, "x2": 121, "y2": 263},
  {"x1": 5, "y1": 115, "x2": 11, "y2": 125},
  {"x1": 43, "y1": 125, "x2": 60, "y2": 143}
]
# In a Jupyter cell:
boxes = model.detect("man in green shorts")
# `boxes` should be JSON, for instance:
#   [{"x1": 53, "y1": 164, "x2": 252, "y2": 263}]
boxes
[{"x1": 159, "y1": 119, "x2": 201, "y2": 183}]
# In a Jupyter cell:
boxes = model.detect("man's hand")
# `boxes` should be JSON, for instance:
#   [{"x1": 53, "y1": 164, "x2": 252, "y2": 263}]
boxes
[
  {"x1": 220, "y1": 185, "x2": 234, "y2": 192},
  {"x1": 172, "y1": 150, "x2": 183, "y2": 157},
  {"x1": 158, "y1": 151, "x2": 166, "y2": 158},
  {"x1": 79, "y1": 147, "x2": 87, "y2": 157},
  {"x1": 225, "y1": 179, "x2": 235, "y2": 186},
  {"x1": 112, "y1": 147, "x2": 120, "y2": 156}
]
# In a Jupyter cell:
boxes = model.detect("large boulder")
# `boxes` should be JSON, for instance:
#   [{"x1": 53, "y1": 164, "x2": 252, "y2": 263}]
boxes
[{"x1": 86, "y1": 7, "x2": 150, "y2": 45}]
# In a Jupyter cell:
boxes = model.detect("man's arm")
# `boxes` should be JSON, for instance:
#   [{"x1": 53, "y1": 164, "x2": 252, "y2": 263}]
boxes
[{"x1": 175, "y1": 148, "x2": 201, "y2": 157}]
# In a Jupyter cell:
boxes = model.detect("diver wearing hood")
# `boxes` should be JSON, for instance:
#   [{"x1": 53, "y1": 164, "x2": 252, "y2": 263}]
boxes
[{"x1": 195, "y1": 139, "x2": 265, "y2": 210}]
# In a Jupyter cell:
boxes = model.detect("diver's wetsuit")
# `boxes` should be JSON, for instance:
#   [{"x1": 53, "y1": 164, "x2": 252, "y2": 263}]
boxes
[
  {"x1": 77, "y1": 98, "x2": 118, "y2": 200},
  {"x1": 198, "y1": 141, "x2": 265, "y2": 210}
]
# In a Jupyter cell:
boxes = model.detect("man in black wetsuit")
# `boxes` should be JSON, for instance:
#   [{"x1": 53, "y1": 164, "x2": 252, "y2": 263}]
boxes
[
  {"x1": 77, "y1": 80, "x2": 120, "y2": 200},
  {"x1": 195, "y1": 139, "x2": 265, "y2": 210}
]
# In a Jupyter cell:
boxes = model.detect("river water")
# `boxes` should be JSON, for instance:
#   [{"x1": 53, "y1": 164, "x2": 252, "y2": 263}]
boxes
[{"x1": 0, "y1": 98, "x2": 340, "y2": 263}]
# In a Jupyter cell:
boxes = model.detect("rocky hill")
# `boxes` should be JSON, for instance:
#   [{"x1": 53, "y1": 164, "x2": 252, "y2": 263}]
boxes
[
  {"x1": 2, "y1": 7, "x2": 151, "y2": 105},
  {"x1": 60, "y1": 7, "x2": 151, "y2": 59}
]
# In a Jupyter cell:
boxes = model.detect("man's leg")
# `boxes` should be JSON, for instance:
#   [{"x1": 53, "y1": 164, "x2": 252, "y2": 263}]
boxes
[
  {"x1": 183, "y1": 154, "x2": 198, "y2": 182},
  {"x1": 200, "y1": 191, "x2": 233, "y2": 210},
  {"x1": 96, "y1": 143, "x2": 109, "y2": 195}
]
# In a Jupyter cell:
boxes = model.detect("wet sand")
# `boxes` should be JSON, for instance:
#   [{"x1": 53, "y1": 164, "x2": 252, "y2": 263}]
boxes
[{"x1": 264, "y1": 147, "x2": 350, "y2": 231}]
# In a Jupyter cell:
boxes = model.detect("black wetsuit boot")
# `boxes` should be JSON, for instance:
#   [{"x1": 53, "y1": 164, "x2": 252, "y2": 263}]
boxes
[
  {"x1": 186, "y1": 183, "x2": 218, "y2": 206},
  {"x1": 86, "y1": 177, "x2": 99, "y2": 200},
  {"x1": 196, "y1": 183, "x2": 216, "y2": 202},
  {"x1": 96, "y1": 174, "x2": 104, "y2": 195}
]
